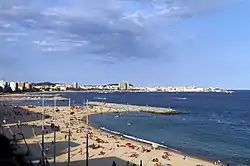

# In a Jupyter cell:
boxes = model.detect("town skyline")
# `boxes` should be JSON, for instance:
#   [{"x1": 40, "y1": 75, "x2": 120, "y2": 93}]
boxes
[
  {"x1": 0, "y1": 79, "x2": 233, "y2": 93},
  {"x1": 0, "y1": 78, "x2": 237, "y2": 89}
]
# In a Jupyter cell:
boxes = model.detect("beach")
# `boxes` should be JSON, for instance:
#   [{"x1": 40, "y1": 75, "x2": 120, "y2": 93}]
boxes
[
  {"x1": 0, "y1": 96, "x2": 68, "y2": 101},
  {"x1": 0, "y1": 103, "x2": 219, "y2": 166}
]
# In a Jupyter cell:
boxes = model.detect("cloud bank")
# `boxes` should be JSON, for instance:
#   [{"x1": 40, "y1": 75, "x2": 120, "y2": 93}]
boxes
[{"x1": 0, "y1": 0, "x2": 239, "y2": 63}]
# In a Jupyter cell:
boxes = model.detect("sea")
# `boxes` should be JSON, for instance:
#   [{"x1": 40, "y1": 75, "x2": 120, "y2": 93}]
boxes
[{"x1": 2, "y1": 91, "x2": 250, "y2": 166}]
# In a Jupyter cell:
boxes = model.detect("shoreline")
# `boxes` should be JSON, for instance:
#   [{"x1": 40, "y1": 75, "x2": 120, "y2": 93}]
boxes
[
  {"x1": 88, "y1": 113, "x2": 220, "y2": 166},
  {"x1": 79, "y1": 104, "x2": 219, "y2": 165},
  {"x1": 2, "y1": 103, "x2": 220, "y2": 166},
  {"x1": 0, "y1": 96, "x2": 68, "y2": 101},
  {"x1": 0, "y1": 90, "x2": 234, "y2": 95},
  {"x1": 90, "y1": 123, "x2": 219, "y2": 165}
]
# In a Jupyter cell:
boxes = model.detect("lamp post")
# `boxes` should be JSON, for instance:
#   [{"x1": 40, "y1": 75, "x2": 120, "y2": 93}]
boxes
[
  {"x1": 85, "y1": 99, "x2": 89, "y2": 166},
  {"x1": 67, "y1": 98, "x2": 71, "y2": 166},
  {"x1": 41, "y1": 94, "x2": 45, "y2": 166},
  {"x1": 53, "y1": 97, "x2": 57, "y2": 166}
]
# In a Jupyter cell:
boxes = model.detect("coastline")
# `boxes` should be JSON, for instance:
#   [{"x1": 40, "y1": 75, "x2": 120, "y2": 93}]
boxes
[
  {"x1": 0, "y1": 95, "x2": 68, "y2": 101},
  {"x1": 1, "y1": 103, "x2": 220, "y2": 166},
  {"x1": 91, "y1": 124, "x2": 218, "y2": 165},
  {"x1": 0, "y1": 90, "x2": 234, "y2": 95}
]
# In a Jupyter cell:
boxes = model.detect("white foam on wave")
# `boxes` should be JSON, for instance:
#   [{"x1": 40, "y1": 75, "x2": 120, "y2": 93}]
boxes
[
  {"x1": 175, "y1": 97, "x2": 187, "y2": 100},
  {"x1": 94, "y1": 97, "x2": 107, "y2": 100}
]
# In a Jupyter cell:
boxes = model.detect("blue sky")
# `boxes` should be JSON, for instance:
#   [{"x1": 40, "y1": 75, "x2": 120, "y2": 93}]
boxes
[{"x1": 0, "y1": 0, "x2": 249, "y2": 89}]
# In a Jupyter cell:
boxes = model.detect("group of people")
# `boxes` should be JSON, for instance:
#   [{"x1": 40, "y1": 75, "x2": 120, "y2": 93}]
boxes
[{"x1": 112, "y1": 160, "x2": 143, "y2": 166}]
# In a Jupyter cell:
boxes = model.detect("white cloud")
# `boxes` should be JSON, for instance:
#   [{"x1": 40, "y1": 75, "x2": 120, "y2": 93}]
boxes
[
  {"x1": 0, "y1": 22, "x2": 11, "y2": 28},
  {"x1": 0, "y1": 32, "x2": 28, "y2": 36},
  {"x1": 0, "y1": 0, "x2": 240, "y2": 62},
  {"x1": 5, "y1": 37, "x2": 18, "y2": 42},
  {"x1": 41, "y1": 47, "x2": 71, "y2": 52},
  {"x1": 33, "y1": 38, "x2": 89, "y2": 52}
]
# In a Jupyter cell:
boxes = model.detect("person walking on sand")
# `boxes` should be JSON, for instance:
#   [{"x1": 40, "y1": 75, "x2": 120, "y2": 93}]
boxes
[
  {"x1": 45, "y1": 146, "x2": 50, "y2": 154},
  {"x1": 80, "y1": 148, "x2": 83, "y2": 155},
  {"x1": 140, "y1": 160, "x2": 142, "y2": 166}
]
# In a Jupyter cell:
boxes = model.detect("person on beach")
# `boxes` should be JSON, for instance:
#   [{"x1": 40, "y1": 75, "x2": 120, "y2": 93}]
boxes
[
  {"x1": 45, "y1": 146, "x2": 50, "y2": 154},
  {"x1": 140, "y1": 160, "x2": 142, "y2": 166},
  {"x1": 13, "y1": 134, "x2": 16, "y2": 143},
  {"x1": 112, "y1": 161, "x2": 116, "y2": 166},
  {"x1": 80, "y1": 148, "x2": 83, "y2": 155}
]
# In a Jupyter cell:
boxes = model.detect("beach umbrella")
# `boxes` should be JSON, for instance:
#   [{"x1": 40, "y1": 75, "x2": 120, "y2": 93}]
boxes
[{"x1": 125, "y1": 142, "x2": 132, "y2": 146}]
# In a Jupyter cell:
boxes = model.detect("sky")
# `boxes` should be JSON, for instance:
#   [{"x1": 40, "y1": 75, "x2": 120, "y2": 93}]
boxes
[{"x1": 0, "y1": 0, "x2": 249, "y2": 89}]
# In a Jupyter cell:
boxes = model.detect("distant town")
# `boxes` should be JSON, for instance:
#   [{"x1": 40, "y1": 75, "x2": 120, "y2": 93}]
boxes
[{"x1": 0, "y1": 80, "x2": 233, "y2": 94}]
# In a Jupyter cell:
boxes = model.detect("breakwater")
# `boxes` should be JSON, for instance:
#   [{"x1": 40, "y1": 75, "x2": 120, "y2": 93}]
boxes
[{"x1": 89, "y1": 101, "x2": 180, "y2": 115}]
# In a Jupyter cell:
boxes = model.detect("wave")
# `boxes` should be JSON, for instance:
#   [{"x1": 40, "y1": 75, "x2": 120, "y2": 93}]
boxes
[
  {"x1": 100, "y1": 127, "x2": 181, "y2": 153},
  {"x1": 94, "y1": 97, "x2": 107, "y2": 100},
  {"x1": 175, "y1": 97, "x2": 187, "y2": 100}
]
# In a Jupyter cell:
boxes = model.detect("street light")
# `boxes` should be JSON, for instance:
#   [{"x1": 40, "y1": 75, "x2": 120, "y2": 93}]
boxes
[
  {"x1": 53, "y1": 97, "x2": 57, "y2": 166},
  {"x1": 85, "y1": 99, "x2": 89, "y2": 166},
  {"x1": 67, "y1": 98, "x2": 71, "y2": 166},
  {"x1": 41, "y1": 94, "x2": 45, "y2": 166}
]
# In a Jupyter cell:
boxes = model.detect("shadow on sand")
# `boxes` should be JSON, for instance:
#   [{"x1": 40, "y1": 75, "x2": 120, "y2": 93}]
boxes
[{"x1": 56, "y1": 156, "x2": 136, "y2": 166}]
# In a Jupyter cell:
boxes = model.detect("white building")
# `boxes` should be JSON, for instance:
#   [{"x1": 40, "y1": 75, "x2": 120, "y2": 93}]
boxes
[
  {"x1": 0, "y1": 80, "x2": 5, "y2": 88},
  {"x1": 9, "y1": 81, "x2": 17, "y2": 91},
  {"x1": 73, "y1": 82, "x2": 78, "y2": 89},
  {"x1": 0, "y1": 80, "x2": 7, "y2": 89}
]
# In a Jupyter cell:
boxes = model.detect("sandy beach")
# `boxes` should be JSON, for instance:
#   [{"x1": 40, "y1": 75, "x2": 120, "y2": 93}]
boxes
[
  {"x1": 0, "y1": 103, "x2": 220, "y2": 166},
  {"x1": 0, "y1": 96, "x2": 68, "y2": 101}
]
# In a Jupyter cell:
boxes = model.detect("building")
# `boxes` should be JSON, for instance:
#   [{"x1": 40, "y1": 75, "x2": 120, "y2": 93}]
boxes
[
  {"x1": 119, "y1": 82, "x2": 129, "y2": 90},
  {"x1": 9, "y1": 81, "x2": 17, "y2": 91},
  {"x1": 0, "y1": 80, "x2": 6, "y2": 89},
  {"x1": 17, "y1": 82, "x2": 24, "y2": 91},
  {"x1": 73, "y1": 82, "x2": 79, "y2": 89},
  {"x1": 24, "y1": 82, "x2": 31, "y2": 91},
  {"x1": 0, "y1": 80, "x2": 8, "y2": 91}
]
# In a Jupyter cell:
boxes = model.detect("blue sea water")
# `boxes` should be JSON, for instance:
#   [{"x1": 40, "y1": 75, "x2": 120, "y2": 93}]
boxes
[{"x1": 2, "y1": 91, "x2": 250, "y2": 165}]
